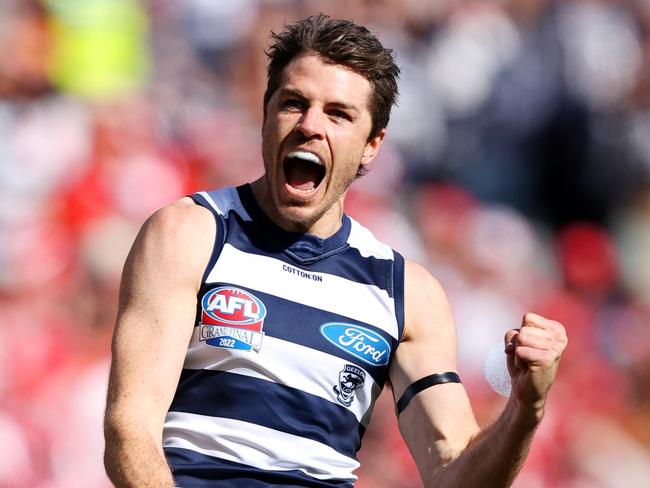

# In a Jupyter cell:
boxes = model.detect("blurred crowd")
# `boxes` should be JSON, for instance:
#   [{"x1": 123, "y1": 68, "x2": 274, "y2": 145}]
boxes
[{"x1": 1, "y1": 0, "x2": 650, "y2": 486}]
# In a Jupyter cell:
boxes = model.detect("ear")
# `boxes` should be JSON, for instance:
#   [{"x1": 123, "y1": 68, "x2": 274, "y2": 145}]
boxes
[{"x1": 360, "y1": 128, "x2": 386, "y2": 169}]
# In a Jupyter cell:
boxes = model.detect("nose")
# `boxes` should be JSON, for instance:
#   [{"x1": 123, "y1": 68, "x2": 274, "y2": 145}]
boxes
[{"x1": 296, "y1": 106, "x2": 325, "y2": 139}]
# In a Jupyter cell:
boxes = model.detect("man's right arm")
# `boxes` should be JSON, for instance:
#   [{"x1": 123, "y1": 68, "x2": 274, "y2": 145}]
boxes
[{"x1": 103, "y1": 198, "x2": 216, "y2": 487}]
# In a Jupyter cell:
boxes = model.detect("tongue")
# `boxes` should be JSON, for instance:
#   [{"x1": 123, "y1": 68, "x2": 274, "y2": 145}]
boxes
[{"x1": 286, "y1": 160, "x2": 320, "y2": 191}]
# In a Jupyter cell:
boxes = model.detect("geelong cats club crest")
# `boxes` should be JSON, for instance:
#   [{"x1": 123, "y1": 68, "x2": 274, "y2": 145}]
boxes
[
  {"x1": 199, "y1": 286, "x2": 266, "y2": 352},
  {"x1": 334, "y1": 364, "x2": 366, "y2": 407}
]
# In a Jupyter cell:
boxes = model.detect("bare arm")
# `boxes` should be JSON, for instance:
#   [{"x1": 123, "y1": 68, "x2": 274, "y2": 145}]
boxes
[
  {"x1": 390, "y1": 261, "x2": 567, "y2": 487},
  {"x1": 103, "y1": 198, "x2": 215, "y2": 487}
]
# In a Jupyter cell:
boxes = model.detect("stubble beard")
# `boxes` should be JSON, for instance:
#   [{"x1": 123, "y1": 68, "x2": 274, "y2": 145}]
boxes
[
  {"x1": 259, "y1": 136, "x2": 361, "y2": 233},
  {"x1": 282, "y1": 167, "x2": 357, "y2": 233}
]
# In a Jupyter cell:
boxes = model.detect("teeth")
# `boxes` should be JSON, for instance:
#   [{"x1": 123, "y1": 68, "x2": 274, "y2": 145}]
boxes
[{"x1": 287, "y1": 150, "x2": 321, "y2": 165}]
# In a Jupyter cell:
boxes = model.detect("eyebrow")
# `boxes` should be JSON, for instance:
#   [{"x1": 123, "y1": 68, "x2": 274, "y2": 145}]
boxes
[{"x1": 278, "y1": 88, "x2": 361, "y2": 115}]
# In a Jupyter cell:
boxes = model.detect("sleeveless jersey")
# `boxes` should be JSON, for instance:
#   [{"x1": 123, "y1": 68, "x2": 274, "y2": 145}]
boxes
[{"x1": 163, "y1": 185, "x2": 405, "y2": 487}]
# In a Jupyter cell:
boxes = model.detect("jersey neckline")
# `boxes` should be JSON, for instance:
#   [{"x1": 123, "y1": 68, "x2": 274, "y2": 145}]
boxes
[{"x1": 237, "y1": 184, "x2": 351, "y2": 264}]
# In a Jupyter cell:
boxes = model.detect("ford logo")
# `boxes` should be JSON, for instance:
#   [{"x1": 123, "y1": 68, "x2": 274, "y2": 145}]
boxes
[{"x1": 320, "y1": 323, "x2": 391, "y2": 366}]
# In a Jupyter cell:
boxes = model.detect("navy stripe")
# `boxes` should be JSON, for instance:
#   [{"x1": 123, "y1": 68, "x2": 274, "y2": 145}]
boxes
[
  {"x1": 165, "y1": 447, "x2": 354, "y2": 487},
  {"x1": 189, "y1": 194, "x2": 227, "y2": 285},
  {"x1": 169, "y1": 370, "x2": 365, "y2": 457},
  {"x1": 223, "y1": 213, "x2": 394, "y2": 296},
  {"x1": 392, "y1": 250, "x2": 406, "y2": 341},
  {"x1": 234, "y1": 184, "x2": 351, "y2": 260},
  {"x1": 188, "y1": 192, "x2": 212, "y2": 210},
  {"x1": 195, "y1": 283, "x2": 393, "y2": 386}
]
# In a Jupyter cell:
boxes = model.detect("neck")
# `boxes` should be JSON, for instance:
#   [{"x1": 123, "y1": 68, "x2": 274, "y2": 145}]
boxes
[{"x1": 249, "y1": 178, "x2": 345, "y2": 238}]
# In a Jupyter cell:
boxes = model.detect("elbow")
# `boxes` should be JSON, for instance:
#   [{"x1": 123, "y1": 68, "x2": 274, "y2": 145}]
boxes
[
  {"x1": 438, "y1": 427, "x2": 481, "y2": 466},
  {"x1": 103, "y1": 407, "x2": 138, "y2": 484},
  {"x1": 425, "y1": 431, "x2": 481, "y2": 488},
  {"x1": 103, "y1": 445, "x2": 118, "y2": 485},
  {"x1": 103, "y1": 416, "x2": 123, "y2": 483}
]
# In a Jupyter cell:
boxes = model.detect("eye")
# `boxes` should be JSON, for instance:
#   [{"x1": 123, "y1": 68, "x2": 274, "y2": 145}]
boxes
[
  {"x1": 328, "y1": 109, "x2": 352, "y2": 122},
  {"x1": 280, "y1": 98, "x2": 305, "y2": 111}
]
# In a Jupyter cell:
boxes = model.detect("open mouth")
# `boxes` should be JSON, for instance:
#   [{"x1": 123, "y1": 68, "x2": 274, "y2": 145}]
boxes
[{"x1": 283, "y1": 151, "x2": 326, "y2": 192}]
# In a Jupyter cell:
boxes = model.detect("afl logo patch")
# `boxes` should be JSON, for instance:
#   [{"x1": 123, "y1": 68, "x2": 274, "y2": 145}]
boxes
[
  {"x1": 320, "y1": 323, "x2": 391, "y2": 366},
  {"x1": 199, "y1": 287, "x2": 266, "y2": 352}
]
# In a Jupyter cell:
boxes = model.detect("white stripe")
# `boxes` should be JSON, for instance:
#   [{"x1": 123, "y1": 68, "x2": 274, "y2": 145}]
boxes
[
  {"x1": 163, "y1": 412, "x2": 359, "y2": 481},
  {"x1": 197, "y1": 188, "x2": 251, "y2": 220},
  {"x1": 347, "y1": 217, "x2": 394, "y2": 260},
  {"x1": 206, "y1": 244, "x2": 399, "y2": 339},
  {"x1": 196, "y1": 191, "x2": 222, "y2": 214},
  {"x1": 185, "y1": 331, "x2": 381, "y2": 426}
]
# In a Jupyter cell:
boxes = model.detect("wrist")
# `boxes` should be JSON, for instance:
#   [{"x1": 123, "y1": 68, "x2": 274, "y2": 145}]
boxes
[{"x1": 509, "y1": 396, "x2": 545, "y2": 430}]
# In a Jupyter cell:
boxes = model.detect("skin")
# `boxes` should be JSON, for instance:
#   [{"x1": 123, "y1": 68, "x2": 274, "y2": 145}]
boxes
[
  {"x1": 393, "y1": 265, "x2": 568, "y2": 486},
  {"x1": 251, "y1": 51, "x2": 384, "y2": 237},
  {"x1": 104, "y1": 200, "x2": 213, "y2": 487},
  {"x1": 104, "y1": 51, "x2": 568, "y2": 488}
]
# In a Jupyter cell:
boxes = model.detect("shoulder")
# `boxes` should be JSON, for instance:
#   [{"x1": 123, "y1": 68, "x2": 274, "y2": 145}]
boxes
[
  {"x1": 141, "y1": 197, "x2": 216, "y2": 259},
  {"x1": 144, "y1": 196, "x2": 215, "y2": 236},
  {"x1": 347, "y1": 216, "x2": 395, "y2": 260},
  {"x1": 403, "y1": 260, "x2": 453, "y2": 340},
  {"x1": 404, "y1": 260, "x2": 447, "y2": 303},
  {"x1": 405, "y1": 260, "x2": 439, "y2": 288},
  {"x1": 125, "y1": 197, "x2": 217, "y2": 290}
]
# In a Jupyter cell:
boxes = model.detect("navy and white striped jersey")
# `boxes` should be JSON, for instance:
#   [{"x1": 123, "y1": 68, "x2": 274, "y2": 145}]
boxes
[{"x1": 163, "y1": 184, "x2": 405, "y2": 487}]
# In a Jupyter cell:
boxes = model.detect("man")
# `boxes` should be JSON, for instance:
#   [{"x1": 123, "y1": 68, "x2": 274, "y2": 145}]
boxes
[{"x1": 104, "y1": 14, "x2": 567, "y2": 487}]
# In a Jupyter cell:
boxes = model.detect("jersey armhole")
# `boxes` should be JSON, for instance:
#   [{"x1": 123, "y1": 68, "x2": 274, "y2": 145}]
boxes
[
  {"x1": 392, "y1": 250, "x2": 406, "y2": 342},
  {"x1": 188, "y1": 193, "x2": 227, "y2": 285}
]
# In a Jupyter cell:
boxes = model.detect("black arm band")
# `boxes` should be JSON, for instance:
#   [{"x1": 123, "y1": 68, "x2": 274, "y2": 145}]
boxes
[{"x1": 396, "y1": 372, "x2": 461, "y2": 416}]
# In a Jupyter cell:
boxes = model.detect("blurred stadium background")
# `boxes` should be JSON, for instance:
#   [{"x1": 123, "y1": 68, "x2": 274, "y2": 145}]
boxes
[{"x1": 1, "y1": 0, "x2": 650, "y2": 486}]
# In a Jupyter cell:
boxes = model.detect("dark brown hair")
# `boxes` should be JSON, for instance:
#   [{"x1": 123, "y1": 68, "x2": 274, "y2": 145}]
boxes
[{"x1": 263, "y1": 13, "x2": 400, "y2": 142}]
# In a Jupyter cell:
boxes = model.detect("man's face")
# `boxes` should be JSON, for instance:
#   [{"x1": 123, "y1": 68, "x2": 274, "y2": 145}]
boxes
[{"x1": 257, "y1": 52, "x2": 384, "y2": 236}]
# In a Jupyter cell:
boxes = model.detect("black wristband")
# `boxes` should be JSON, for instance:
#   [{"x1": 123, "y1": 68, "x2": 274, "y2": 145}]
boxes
[{"x1": 396, "y1": 372, "x2": 461, "y2": 416}]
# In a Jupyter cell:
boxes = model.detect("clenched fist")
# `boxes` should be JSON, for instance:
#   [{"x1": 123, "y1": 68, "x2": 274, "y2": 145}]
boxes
[{"x1": 504, "y1": 313, "x2": 568, "y2": 416}]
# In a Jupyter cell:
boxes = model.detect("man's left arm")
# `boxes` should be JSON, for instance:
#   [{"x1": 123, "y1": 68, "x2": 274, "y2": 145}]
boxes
[{"x1": 390, "y1": 260, "x2": 568, "y2": 487}]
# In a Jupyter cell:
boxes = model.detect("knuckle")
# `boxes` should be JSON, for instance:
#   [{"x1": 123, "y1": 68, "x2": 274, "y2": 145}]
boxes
[
  {"x1": 522, "y1": 312, "x2": 535, "y2": 324},
  {"x1": 559, "y1": 338, "x2": 568, "y2": 353},
  {"x1": 549, "y1": 341, "x2": 563, "y2": 355},
  {"x1": 551, "y1": 348, "x2": 562, "y2": 360},
  {"x1": 504, "y1": 329, "x2": 518, "y2": 342},
  {"x1": 537, "y1": 352, "x2": 554, "y2": 367},
  {"x1": 515, "y1": 332, "x2": 528, "y2": 345}
]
